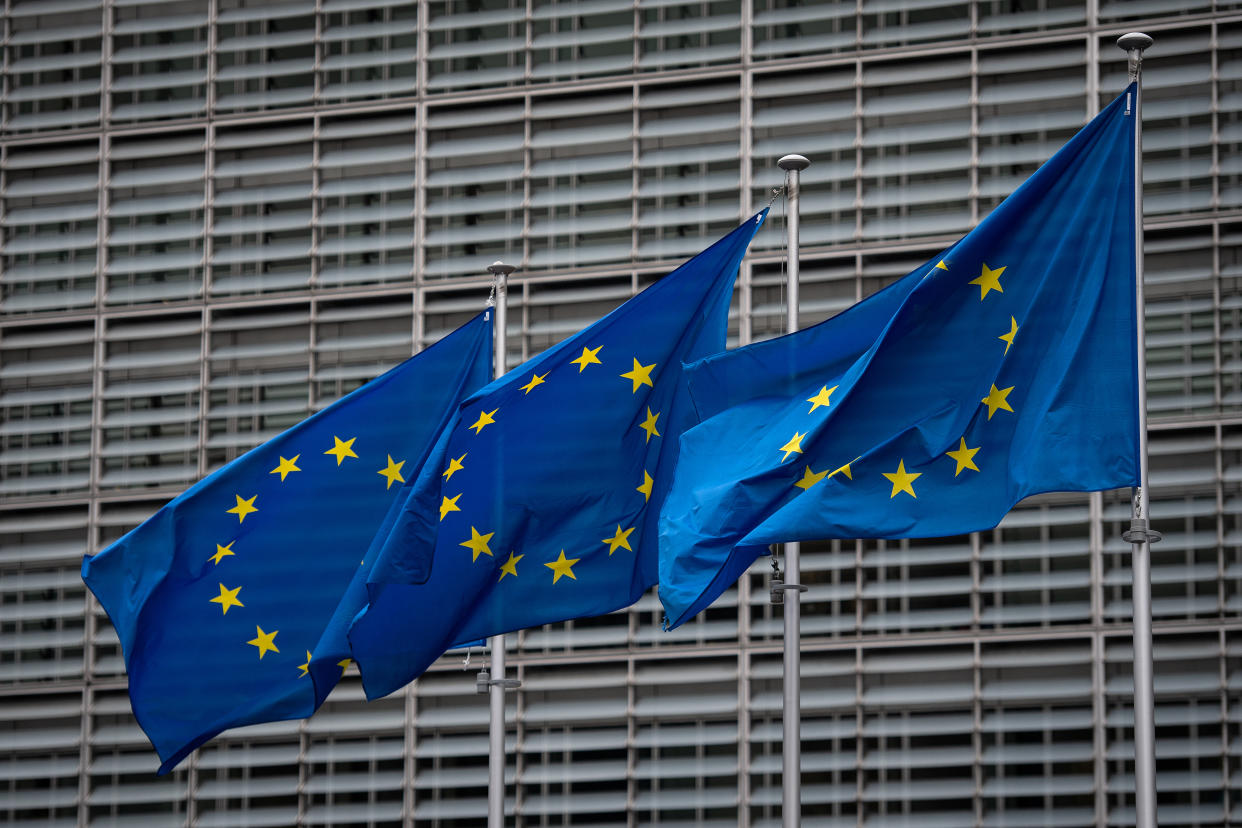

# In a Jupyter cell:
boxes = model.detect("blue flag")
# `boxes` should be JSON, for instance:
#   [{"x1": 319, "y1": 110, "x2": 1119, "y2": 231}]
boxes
[
  {"x1": 659, "y1": 86, "x2": 1140, "y2": 629},
  {"x1": 82, "y1": 313, "x2": 492, "y2": 772},
  {"x1": 348, "y1": 213, "x2": 767, "y2": 698}
]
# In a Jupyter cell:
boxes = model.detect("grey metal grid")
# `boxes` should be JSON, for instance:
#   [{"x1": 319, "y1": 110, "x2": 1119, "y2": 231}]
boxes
[{"x1": 3, "y1": 1, "x2": 1242, "y2": 826}]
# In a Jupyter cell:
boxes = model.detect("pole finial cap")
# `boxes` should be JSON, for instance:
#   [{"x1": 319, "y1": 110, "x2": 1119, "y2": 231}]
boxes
[
  {"x1": 1117, "y1": 32, "x2": 1153, "y2": 52},
  {"x1": 488, "y1": 260, "x2": 517, "y2": 276},
  {"x1": 777, "y1": 154, "x2": 810, "y2": 172}
]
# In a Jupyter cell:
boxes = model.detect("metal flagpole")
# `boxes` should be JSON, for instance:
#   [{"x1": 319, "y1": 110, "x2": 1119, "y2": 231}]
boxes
[
  {"x1": 481, "y1": 260, "x2": 519, "y2": 828},
  {"x1": 776, "y1": 153, "x2": 809, "y2": 828},
  {"x1": 1117, "y1": 32, "x2": 1160, "y2": 828}
]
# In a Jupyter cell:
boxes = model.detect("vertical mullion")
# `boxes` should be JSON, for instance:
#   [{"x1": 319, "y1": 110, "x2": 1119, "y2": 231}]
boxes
[
  {"x1": 625, "y1": 655, "x2": 637, "y2": 826},
  {"x1": 853, "y1": 55, "x2": 862, "y2": 244},
  {"x1": 412, "y1": 1, "x2": 427, "y2": 350},
  {"x1": 972, "y1": 638, "x2": 982, "y2": 828},
  {"x1": 738, "y1": 66, "x2": 753, "y2": 349},
  {"x1": 199, "y1": 124, "x2": 215, "y2": 480},
  {"x1": 1219, "y1": 625, "x2": 1230, "y2": 826},
  {"x1": 854, "y1": 643, "x2": 864, "y2": 828},
  {"x1": 969, "y1": 44, "x2": 978, "y2": 226},
  {"x1": 738, "y1": 648, "x2": 751, "y2": 828},
  {"x1": 631, "y1": 79, "x2": 639, "y2": 265},
  {"x1": 314, "y1": 0, "x2": 324, "y2": 106},
  {"x1": 311, "y1": 113, "x2": 323, "y2": 292},
  {"x1": 1, "y1": 0, "x2": 11, "y2": 133}
]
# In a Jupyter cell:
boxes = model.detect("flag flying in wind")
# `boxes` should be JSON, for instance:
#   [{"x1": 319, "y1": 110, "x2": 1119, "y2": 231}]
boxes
[
  {"x1": 348, "y1": 212, "x2": 767, "y2": 699},
  {"x1": 82, "y1": 313, "x2": 492, "y2": 772},
  {"x1": 658, "y1": 85, "x2": 1140, "y2": 630}
]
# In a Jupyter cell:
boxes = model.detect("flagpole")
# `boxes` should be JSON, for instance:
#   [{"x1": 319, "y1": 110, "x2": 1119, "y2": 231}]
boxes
[
  {"x1": 777, "y1": 153, "x2": 809, "y2": 828},
  {"x1": 484, "y1": 260, "x2": 518, "y2": 828},
  {"x1": 1117, "y1": 32, "x2": 1160, "y2": 828}
]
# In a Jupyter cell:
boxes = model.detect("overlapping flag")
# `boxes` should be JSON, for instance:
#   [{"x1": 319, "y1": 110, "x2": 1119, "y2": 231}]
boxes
[
  {"x1": 658, "y1": 84, "x2": 1140, "y2": 628},
  {"x1": 82, "y1": 313, "x2": 491, "y2": 771},
  {"x1": 346, "y1": 211, "x2": 766, "y2": 698}
]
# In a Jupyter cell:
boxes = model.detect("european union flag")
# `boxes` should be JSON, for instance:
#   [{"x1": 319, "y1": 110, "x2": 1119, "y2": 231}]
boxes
[
  {"x1": 82, "y1": 313, "x2": 492, "y2": 771},
  {"x1": 348, "y1": 213, "x2": 767, "y2": 698},
  {"x1": 659, "y1": 86, "x2": 1140, "y2": 629}
]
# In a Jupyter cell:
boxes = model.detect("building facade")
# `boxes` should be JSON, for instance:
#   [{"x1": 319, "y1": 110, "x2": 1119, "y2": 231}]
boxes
[{"x1": 1, "y1": 0, "x2": 1241, "y2": 825}]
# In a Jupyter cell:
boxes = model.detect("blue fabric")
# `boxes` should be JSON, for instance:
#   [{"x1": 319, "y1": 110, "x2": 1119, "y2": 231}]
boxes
[
  {"x1": 658, "y1": 85, "x2": 1140, "y2": 630},
  {"x1": 82, "y1": 313, "x2": 492, "y2": 772},
  {"x1": 348, "y1": 213, "x2": 766, "y2": 699}
]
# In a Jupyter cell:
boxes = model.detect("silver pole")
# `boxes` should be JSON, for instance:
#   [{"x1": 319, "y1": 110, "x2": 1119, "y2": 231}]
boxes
[
  {"x1": 1117, "y1": 32, "x2": 1159, "y2": 828},
  {"x1": 485, "y1": 260, "x2": 515, "y2": 828},
  {"x1": 777, "y1": 153, "x2": 809, "y2": 828}
]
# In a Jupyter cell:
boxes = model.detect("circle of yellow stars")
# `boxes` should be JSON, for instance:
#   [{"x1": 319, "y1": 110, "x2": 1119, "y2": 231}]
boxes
[
  {"x1": 210, "y1": 429, "x2": 409, "y2": 678},
  {"x1": 438, "y1": 337, "x2": 664, "y2": 594},
  {"x1": 776, "y1": 258, "x2": 1020, "y2": 503}
]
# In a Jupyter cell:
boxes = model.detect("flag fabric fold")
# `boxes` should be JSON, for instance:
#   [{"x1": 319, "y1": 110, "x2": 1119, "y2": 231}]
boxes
[
  {"x1": 658, "y1": 85, "x2": 1140, "y2": 630},
  {"x1": 348, "y1": 212, "x2": 767, "y2": 699},
  {"x1": 82, "y1": 312, "x2": 492, "y2": 772}
]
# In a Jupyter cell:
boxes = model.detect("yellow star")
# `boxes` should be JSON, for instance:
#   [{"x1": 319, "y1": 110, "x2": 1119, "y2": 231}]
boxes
[
  {"x1": 571, "y1": 345, "x2": 602, "y2": 372},
  {"x1": 602, "y1": 525, "x2": 635, "y2": 555},
  {"x1": 882, "y1": 459, "x2": 922, "y2": 499},
  {"x1": 209, "y1": 541, "x2": 235, "y2": 566},
  {"x1": 806, "y1": 385, "x2": 838, "y2": 414},
  {"x1": 620, "y1": 358, "x2": 657, "y2": 393},
  {"x1": 935, "y1": 259, "x2": 949, "y2": 271},
  {"x1": 325, "y1": 436, "x2": 358, "y2": 465},
  {"x1": 209, "y1": 583, "x2": 244, "y2": 615},
  {"x1": 298, "y1": 650, "x2": 312, "y2": 677},
  {"x1": 828, "y1": 458, "x2": 858, "y2": 480},
  {"x1": 946, "y1": 437, "x2": 981, "y2": 476},
  {"x1": 544, "y1": 550, "x2": 580, "y2": 584},
  {"x1": 227, "y1": 494, "x2": 258, "y2": 523},
  {"x1": 794, "y1": 466, "x2": 828, "y2": 491},
  {"x1": 639, "y1": 407, "x2": 661, "y2": 443},
  {"x1": 968, "y1": 262, "x2": 1006, "y2": 300},
  {"x1": 442, "y1": 452, "x2": 466, "y2": 481},
  {"x1": 999, "y1": 316, "x2": 1018, "y2": 355},
  {"x1": 779, "y1": 432, "x2": 805, "y2": 462},
  {"x1": 459, "y1": 526, "x2": 494, "y2": 561},
  {"x1": 270, "y1": 455, "x2": 301, "y2": 481},
  {"x1": 440, "y1": 493, "x2": 462, "y2": 521},
  {"x1": 499, "y1": 551, "x2": 523, "y2": 581},
  {"x1": 469, "y1": 408, "x2": 498, "y2": 434},
  {"x1": 981, "y1": 383, "x2": 1015, "y2": 419},
  {"x1": 520, "y1": 373, "x2": 547, "y2": 394},
  {"x1": 337, "y1": 658, "x2": 352, "y2": 676},
  {"x1": 247, "y1": 626, "x2": 279, "y2": 659},
  {"x1": 637, "y1": 470, "x2": 654, "y2": 502},
  {"x1": 377, "y1": 454, "x2": 406, "y2": 489}
]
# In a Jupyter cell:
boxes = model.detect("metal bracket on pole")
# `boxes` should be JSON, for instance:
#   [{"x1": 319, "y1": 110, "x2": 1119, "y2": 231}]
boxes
[
  {"x1": 475, "y1": 671, "x2": 522, "y2": 694},
  {"x1": 770, "y1": 559, "x2": 808, "y2": 606},
  {"x1": 1121, "y1": 518, "x2": 1162, "y2": 545}
]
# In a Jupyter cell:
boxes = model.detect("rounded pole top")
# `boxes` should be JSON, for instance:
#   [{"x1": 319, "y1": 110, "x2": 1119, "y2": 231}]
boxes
[
  {"x1": 777, "y1": 154, "x2": 810, "y2": 172},
  {"x1": 1117, "y1": 32, "x2": 1153, "y2": 52},
  {"x1": 487, "y1": 260, "x2": 517, "y2": 276}
]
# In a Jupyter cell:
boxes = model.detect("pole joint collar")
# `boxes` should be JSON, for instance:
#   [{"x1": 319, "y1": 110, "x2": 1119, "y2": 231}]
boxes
[
  {"x1": 770, "y1": 579, "x2": 808, "y2": 604},
  {"x1": 1122, "y1": 517, "x2": 1163, "y2": 544}
]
